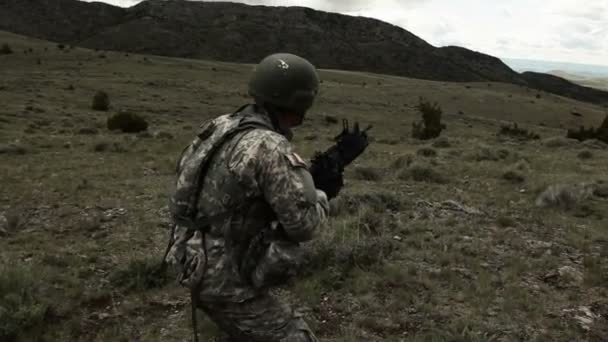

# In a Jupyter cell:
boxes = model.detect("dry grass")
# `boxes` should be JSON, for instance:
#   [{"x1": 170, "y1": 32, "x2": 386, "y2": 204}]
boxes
[{"x1": 1, "y1": 30, "x2": 607, "y2": 341}]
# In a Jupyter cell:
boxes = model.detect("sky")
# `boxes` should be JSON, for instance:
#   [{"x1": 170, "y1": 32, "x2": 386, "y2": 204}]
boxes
[{"x1": 84, "y1": 0, "x2": 608, "y2": 67}]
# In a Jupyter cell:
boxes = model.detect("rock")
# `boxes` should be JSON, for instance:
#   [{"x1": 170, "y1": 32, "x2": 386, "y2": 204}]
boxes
[
  {"x1": 544, "y1": 265, "x2": 583, "y2": 287},
  {"x1": 526, "y1": 239, "x2": 553, "y2": 249},
  {"x1": 440, "y1": 200, "x2": 483, "y2": 215},
  {"x1": 535, "y1": 184, "x2": 595, "y2": 209},
  {"x1": 562, "y1": 306, "x2": 600, "y2": 332}
]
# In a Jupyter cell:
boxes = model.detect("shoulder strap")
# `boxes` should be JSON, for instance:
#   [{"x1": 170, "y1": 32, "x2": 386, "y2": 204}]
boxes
[{"x1": 169, "y1": 106, "x2": 274, "y2": 229}]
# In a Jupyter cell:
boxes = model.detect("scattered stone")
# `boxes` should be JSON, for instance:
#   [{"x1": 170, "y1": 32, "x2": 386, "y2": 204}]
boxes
[
  {"x1": 593, "y1": 184, "x2": 608, "y2": 198},
  {"x1": 440, "y1": 200, "x2": 483, "y2": 215},
  {"x1": 562, "y1": 306, "x2": 600, "y2": 332},
  {"x1": 544, "y1": 266, "x2": 584, "y2": 287},
  {"x1": 0, "y1": 213, "x2": 8, "y2": 237},
  {"x1": 526, "y1": 239, "x2": 553, "y2": 250},
  {"x1": 103, "y1": 208, "x2": 127, "y2": 222},
  {"x1": 535, "y1": 183, "x2": 595, "y2": 209}
]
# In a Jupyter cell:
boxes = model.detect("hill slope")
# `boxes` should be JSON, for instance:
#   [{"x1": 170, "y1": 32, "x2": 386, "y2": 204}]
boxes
[
  {"x1": 1, "y1": 0, "x2": 607, "y2": 105},
  {"x1": 1, "y1": 29, "x2": 608, "y2": 342}
]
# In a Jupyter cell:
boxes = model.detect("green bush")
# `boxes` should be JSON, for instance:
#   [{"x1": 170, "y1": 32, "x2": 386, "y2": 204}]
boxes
[
  {"x1": 109, "y1": 258, "x2": 169, "y2": 292},
  {"x1": 578, "y1": 150, "x2": 593, "y2": 159},
  {"x1": 502, "y1": 170, "x2": 525, "y2": 183},
  {"x1": 567, "y1": 115, "x2": 608, "y2": 144},
  {"x1": 416, "y1": 147, "x2": 437, "y2": 157},
  {"x1": 412, "y1": 97, "x2": 446, "y2": 140},
  {"x1": 92, "y1": 91, "x2": 110, "y2": 111},
  {"x1": 0, "y1": 265, "x2": 50, "y2": 342},
  {"x1": 107, "y1": 111, "x2": 148, "y2": 133},
  {"x1": 399, "y1": 164, "x2": 447, "y2": 183},
  {"x1": 0, "y1": 43, "x2": 12, "y2": 55},
  {"x1": 352, "y1": 166, "x2": 383, "y2": 181},
  {"x1": 498, "y1": 123, "x2": 540, "y2": 141}
]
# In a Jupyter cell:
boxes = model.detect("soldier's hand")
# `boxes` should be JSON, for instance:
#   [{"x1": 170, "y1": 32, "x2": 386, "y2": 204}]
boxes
[{"x1": 335, "y1": 120, "x2": 371, "y2": 166}]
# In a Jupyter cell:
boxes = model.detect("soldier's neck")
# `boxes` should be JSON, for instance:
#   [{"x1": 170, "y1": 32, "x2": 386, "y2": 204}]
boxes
[{"x1": 255, "y1": 104, "x2": 294, "y2": 141}]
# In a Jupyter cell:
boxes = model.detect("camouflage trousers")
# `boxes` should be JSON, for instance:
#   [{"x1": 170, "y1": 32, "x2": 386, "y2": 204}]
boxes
[{"x1": 198, "y1": 293, "x2": 318, "y2": 342}]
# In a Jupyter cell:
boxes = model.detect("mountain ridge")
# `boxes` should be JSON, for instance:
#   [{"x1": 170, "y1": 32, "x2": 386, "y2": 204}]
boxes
[{"x1": 1, "y1": 0, "x2": 607, "y2": 105}]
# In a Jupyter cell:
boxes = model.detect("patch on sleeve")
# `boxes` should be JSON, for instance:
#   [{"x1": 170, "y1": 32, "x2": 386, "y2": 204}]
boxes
[{"x1": 285, "y1": 152, "x2": 308, "y2": 168}]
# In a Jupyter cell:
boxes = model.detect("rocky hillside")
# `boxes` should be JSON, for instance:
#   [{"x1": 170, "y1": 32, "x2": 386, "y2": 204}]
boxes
[{"x1": 1, "y1": 0, "x2": 607, "y2": 104}]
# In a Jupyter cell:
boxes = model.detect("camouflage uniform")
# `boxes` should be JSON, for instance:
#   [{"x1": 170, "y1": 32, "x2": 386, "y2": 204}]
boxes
[{"x1": 166, "y1": 104, "x2": 329, "y2": 341}]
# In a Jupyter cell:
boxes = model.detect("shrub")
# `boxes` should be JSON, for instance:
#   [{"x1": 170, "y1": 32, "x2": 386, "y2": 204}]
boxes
[
  {"x1": 399, "y1": 164, "x2": 447, "y2": 183},
  {"x1": 0, "y1": 43, "x2": 12, "y2": 55},
  {"x1": 93, "y1": 141, "x2": 127, "y2": 153},
  {"x1": 496, "y1": 216, "x2": 517, "y2": 228},
  {"x1": 325, "y1": 115, "x2": 339, "y2": 124},
  {"x1": 502, "y1": 170, "x2": 525, "y2": 183},
  {"x1": 567, "y1": 115, "x2": 608, "y2": 144},
  {"x1": 353, "y1": 167, "x2": 383, "y2": 181},
  {"x1": 0, "y1": 144, "x2": 26, "y2": 155},
  {"x1": 412, "y1": 97, "x2": 446, "y2": 140},
  {"x1": 0, "y1": 265, "x2": 51, "y2": 342},
  {"x1": 305, "y1": 237, "x2": 397, "y2": 278},
  {"x1": 390, "y1": 154, "x2": 413, "y2": 170},
  {"x1": 432, "y1": 137, "x2": 451, "y2": 148},
  {"x1": 416, "y1": 147, "x2": 437, "y2": 157},
  {"x1": 107, "y1": 111, "x2": 148, "y2": 133},
  {"x1": 474, "y1": 147, "x2": 500, "y2": 161},
  {"x1": 578, "y1": 150, "x2": 593, "y2": 159},
  {"x1": 109, "y1": 258, "x2": 169, "y2": 292},
  {"x1": 498, "y1": 123, "x2": 540, "y2": 141},
  {"x1": 91, "y1": 91, "x2": 110, "y2": 111}
]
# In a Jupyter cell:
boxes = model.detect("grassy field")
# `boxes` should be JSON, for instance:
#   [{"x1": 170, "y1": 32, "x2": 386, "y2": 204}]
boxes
[{"x1": 1, "y1": 30, "x2": 607, "y2": 342}]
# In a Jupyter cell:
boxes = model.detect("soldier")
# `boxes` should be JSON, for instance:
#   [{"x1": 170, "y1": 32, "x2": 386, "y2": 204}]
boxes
[{"x1": 166, "y1": 53, "x2": 329, "y2": 341}]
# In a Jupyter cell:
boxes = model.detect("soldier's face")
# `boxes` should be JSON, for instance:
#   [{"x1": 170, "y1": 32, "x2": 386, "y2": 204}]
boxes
[{"x1": 282, "y1": 112, "x2": 305, "y2": 127}]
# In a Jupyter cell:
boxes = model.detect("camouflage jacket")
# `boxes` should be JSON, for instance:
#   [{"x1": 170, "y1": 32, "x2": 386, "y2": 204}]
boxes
[{"x1": 166, "y1": 104, "x2": 329, "y2": 302}]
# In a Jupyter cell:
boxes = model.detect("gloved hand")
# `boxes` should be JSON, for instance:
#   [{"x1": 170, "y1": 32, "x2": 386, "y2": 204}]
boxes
[
  {"x1": 309, "y1": 151, "x2": 344, "y2": 200},
  {"x1": 334, "y1": 120, "x2": 371, "y2": 165}
]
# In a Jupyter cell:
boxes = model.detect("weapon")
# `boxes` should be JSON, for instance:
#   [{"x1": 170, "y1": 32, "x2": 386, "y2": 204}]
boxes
[{"x1": 309, "y1": 119, "x2": 372, "y2": 199}]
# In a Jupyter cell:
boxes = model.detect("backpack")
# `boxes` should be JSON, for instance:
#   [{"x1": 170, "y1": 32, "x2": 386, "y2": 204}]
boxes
[{"x1": 160, "y1": 105, "x2": 273, "y2": 275}]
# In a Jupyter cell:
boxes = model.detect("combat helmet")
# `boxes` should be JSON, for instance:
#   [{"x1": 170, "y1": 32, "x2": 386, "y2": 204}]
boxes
[{"x1": 249, "y1": 53, "x2": 320, "y2": 116}]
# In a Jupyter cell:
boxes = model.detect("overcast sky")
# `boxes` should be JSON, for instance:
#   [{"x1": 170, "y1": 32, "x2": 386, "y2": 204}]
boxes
[{"x1": 85, "y1": 0, "x2": 608, "y2": 67}]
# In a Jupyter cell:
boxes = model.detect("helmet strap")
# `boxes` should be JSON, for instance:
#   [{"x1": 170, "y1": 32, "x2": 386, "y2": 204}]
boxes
[{"x1": 259, "y1": 103, "x2": 294, "y2": 141}]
